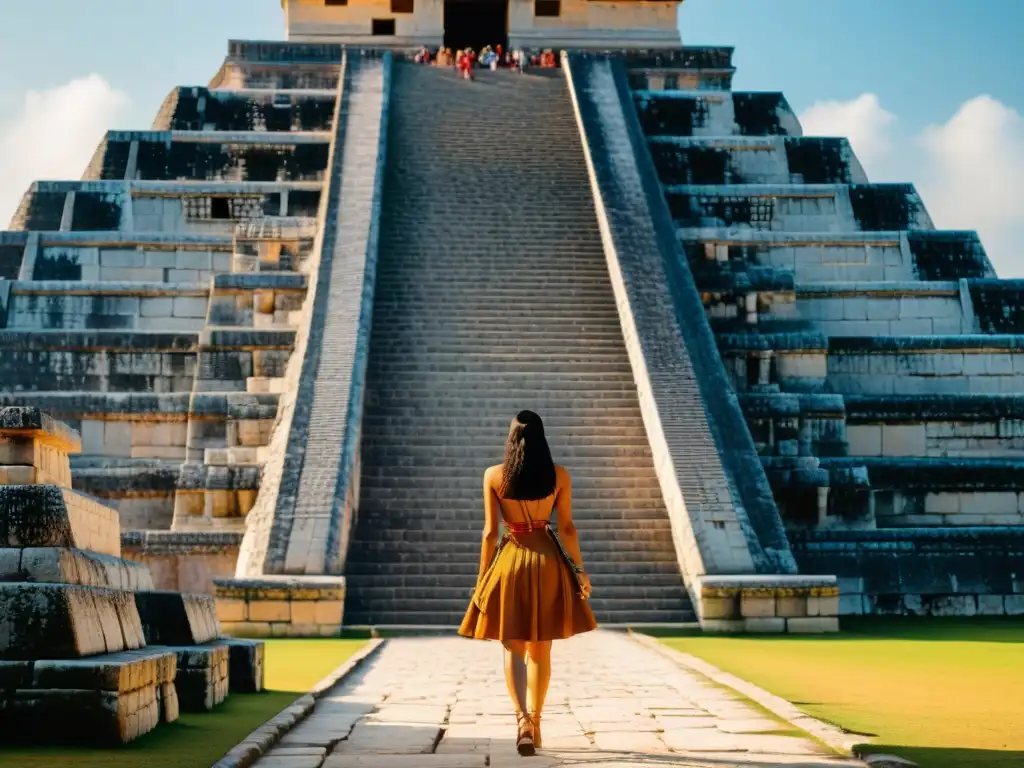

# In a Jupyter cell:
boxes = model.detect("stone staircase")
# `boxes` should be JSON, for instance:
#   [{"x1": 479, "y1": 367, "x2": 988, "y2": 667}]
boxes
[{"x1": 343, "y1": 64, "x2": 695, "y2": 626}]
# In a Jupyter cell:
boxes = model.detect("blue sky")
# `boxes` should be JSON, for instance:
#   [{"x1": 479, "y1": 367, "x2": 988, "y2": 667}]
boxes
[{"x1": 1, "y1": 0, "x2": 1021, "y2": 272}]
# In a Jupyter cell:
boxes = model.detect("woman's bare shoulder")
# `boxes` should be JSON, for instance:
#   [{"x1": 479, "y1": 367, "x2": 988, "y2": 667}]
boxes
[
  {"x1": 555, "y1": 464, "x2": 571, "y2": 484},
  {"x1": 484, "y1": 464, "x2": 503, "y2": 484}
]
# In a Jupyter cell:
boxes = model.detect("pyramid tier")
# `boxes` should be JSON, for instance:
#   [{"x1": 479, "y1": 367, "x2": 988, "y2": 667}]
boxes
[
  {"x1": 134, "y1": 590, "x2": 221, "y2": 646},
  {"x1": 0, "y1": 583, "x2": 145, "y2": 660},
  {"x1": 0, "y1": 546, "x2": 154, "y2": 590},
  {"x1": 0, "y1": 647, "x2": 178, "y2": 745},
  {"x1": 0, "y1": 484, "x2": 120, "y2": 557}
]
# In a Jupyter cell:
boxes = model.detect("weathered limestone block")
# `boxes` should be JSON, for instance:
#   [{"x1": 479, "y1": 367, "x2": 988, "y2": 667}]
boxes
[
  {"x1": 214, "y1": 575, "x2": 346, "y2": 638},
  {"x1": 158, "y1": 642, "x2": 230, "y2": 712},
  {"x1": 221, "y1": 636, "x2": 265, "y2": 692},
  {"x1": 0, "y1": 547, "x2": 154, "y2": 590},
  {"x1": 134, "y1": 590, "x2": 221, "y2": 646},
  {"x1": 0, "y1": 406, "x2": 79, "y2": 488},
  {"x1": 0, "y1": 647, "x2": 177, "y2": 744},
  {"x1": 30, "y1": 647, "x2": 177, "y2": 696},
  {"x1": 158, "y1": 680, "x2": 180, "y2": 723},
  {"x1": 0, "y1": 583, "x2": 144, "y2": 660},
  {"x1": 695, "y1": 574, "x2": 839, "y2": 633},
  {"x1": 0, "y1": 485, "x2": 121, "y2": 557}
]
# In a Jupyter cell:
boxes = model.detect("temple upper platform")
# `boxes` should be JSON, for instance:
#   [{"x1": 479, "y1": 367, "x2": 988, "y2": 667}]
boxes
[{"x1": 281, "y1": 0, "x2": 683, "y2": 50}]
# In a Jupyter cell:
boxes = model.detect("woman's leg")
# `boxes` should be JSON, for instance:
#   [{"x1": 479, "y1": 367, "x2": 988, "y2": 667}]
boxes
[
  {"x1": 525, "y1": 640, "x2": 552, "y2": 748},
  {"x1": 502, "y1": 641, "x2": 528, "y2": 715},
  {"x1": 524, "y1": 641, "x2": 552, "y2": 716}
]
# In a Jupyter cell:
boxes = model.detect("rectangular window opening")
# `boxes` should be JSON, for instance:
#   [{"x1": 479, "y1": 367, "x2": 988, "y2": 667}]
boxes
[
  {"x1": 372, "y1": 18, "x2": 396, "y2": 35},
  {"x1": 535, "y1": 0, "x2": 560, "y2": 17},
  {"x1": 211, "y1": 197, "x2": 232, "y2": 220},
  {"x1": 325, "y1": 0, "x2": 348, "y2": 6},
  {"x1": 391, "y1": 0, "x2": 414, "y2": 13}
]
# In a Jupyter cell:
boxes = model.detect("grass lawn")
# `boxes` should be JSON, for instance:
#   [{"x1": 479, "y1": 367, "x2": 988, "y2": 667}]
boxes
[
  {"x1": 0, "y1": 637, "x2": 368, "y2": 768},
  {"x1": 652, "y1": 618, "x2": 1024, "y2": 768}
]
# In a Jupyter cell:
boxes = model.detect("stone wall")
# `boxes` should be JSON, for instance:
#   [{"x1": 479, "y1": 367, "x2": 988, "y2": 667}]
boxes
[
  {"x1": 3, "y1": 282, "x2": 209, "y2": 331},
  {"x1": 84, "y1": 131, "x2": 331, "y2": 184},
  {"x1": 153, "y1": 87, "x2": 337, "y2": 133},
  {"x1": 635, "y1": 91, "x2": 801, "y2": 138},
  {"x1": 9, "y1": 181, "x2": 320, "y2": 237},
  {"x1": 792, "y1": 528, "x2": 1024, "y2": 616},
  {"x1": 122, "y1": 531, "x2": 240, "y2": 593}
]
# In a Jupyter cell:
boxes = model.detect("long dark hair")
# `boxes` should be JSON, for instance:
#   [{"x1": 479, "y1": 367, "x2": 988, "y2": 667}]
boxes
[{"x1": 499, "y1": 410, "x2": 557, "y2": 500}]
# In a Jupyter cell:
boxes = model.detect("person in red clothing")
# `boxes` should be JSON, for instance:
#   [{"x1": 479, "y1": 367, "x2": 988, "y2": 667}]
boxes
[{"x1": 458, "y1": 49, "x2": 474, "y2": 80}]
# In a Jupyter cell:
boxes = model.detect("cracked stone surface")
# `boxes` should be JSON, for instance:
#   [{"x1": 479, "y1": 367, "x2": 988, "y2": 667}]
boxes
[{"x1": 254, "y1": 631, "x2": 863, "y2": 767}]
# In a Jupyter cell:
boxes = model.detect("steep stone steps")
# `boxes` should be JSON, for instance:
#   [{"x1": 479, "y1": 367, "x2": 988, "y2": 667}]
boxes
[{"x1": 346, "y1": 64, "x2": 693, "y2": 626}]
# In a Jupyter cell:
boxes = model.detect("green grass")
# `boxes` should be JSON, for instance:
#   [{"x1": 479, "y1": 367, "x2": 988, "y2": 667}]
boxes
[
  {"x1": 0, "y1": 637, "x2": 368, "y2": 768},
  {"x1": 651, "y1": 618, "x2": 1024, "y2": 768}
]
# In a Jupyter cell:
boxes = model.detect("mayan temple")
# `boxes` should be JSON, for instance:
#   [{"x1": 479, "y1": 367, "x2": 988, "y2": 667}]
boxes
[{"x1": 1, "y1": 0, "x2": 1021, "y2": 643}]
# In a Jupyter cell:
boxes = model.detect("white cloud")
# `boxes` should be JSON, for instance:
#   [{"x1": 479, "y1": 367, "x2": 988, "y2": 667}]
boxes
[
  {"x1": 798, "y1": 93, "x2": 897, "y2": 172},
  {"x1": 0, "y1": 75, "x2": 128, "y2": 227},
  {"x1": 798, "y1": 92, "x2": 1023, "y2": 276},
  {"x1": 917, "y1": 96, "x2": 1024, "y2": 277}
]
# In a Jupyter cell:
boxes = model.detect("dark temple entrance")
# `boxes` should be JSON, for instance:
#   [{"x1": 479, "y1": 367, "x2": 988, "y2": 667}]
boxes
[{"x1": 443, "y1": 0, "x2": 508, "y2": 52}]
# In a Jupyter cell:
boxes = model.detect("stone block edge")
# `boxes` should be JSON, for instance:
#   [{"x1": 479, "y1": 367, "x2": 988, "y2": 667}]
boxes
[
  {"x1": 627, "y1": 630, "x2": 867, "y2": 759},
  {"x1": 210, "y1": 638, "x2": 384, "y2": 768}
]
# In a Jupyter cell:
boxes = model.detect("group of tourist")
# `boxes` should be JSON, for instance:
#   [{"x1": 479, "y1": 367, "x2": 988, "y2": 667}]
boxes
[{"x1": 413, "y1": 45, "x2": 560, "y2": 79}]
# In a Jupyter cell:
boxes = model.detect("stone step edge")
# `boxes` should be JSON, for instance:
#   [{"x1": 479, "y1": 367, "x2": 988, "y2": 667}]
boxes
[
  {"x1": 210, "y1": 638, "x2": 385, "y2": 768},
  {"x1": 627, "y1": 631, "x2": 866, "y2": 759}
]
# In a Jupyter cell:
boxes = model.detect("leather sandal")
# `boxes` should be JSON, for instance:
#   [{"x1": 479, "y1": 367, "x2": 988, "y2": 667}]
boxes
[
  {"x1": 516, "y1": 711, "x2": 536, "y2": 756},
  {"x1": 531, "y1": 712, "x2": 542, "y2": 749}
]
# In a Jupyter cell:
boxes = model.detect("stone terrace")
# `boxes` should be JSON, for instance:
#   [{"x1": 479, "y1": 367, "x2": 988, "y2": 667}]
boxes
[
  {"x1": 622, "y1": 50, "x2": 1024, "y2": 617},
  {"x1": 0, "y1": 64, "x2": 325, "y2": 593}
]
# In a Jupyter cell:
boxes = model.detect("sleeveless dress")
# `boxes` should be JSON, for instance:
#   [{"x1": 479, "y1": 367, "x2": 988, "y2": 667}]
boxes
[{"x1": 458, "y1": 492, "x2": 598, "y2": 642}]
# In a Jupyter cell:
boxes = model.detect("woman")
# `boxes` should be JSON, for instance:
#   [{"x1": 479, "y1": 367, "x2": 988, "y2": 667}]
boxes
[{"x1": 459, "y1": 411, "x2": 597, "y2": 756}]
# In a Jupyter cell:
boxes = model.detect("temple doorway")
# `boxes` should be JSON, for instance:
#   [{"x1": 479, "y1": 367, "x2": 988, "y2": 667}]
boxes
[{"x1": 444, "y1": 0, "x2": 509, "y2": 52}]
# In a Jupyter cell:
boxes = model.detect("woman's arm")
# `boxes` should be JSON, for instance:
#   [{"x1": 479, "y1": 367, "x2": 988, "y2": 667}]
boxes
[
  {"x1": 554, "y1": 467, "x2": 584, "y2": 568},
  {"x1": 476, "y1": 467, "x2": 501, "y2": 582},
  {"x1": 554, "y1": 466, "x2": 592, "y2": 597}
]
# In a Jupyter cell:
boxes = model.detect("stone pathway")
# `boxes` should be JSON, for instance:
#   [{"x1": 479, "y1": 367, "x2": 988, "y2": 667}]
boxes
[{"x1": 253, "y1": 631, "x2": 862, "y2": 767}]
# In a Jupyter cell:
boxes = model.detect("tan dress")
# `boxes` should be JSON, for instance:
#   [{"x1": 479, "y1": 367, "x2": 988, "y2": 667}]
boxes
[{"x1": 458, "y1": 491, "x2": 598, "y2": 642}]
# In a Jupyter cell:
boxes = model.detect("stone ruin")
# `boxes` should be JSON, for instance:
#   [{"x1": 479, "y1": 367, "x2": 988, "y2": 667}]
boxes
[
  {"x1": 0, "y1": 0, "x2": 1020, "y2": 636},
  {"x1": 0, "y1": 407, "x2": 263, "y2": 744}
]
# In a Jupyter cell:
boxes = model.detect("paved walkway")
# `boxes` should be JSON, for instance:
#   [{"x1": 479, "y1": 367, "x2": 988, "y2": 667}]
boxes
[{"x1": 254, "y1": 631, "x2": 862, "y2": 768}]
